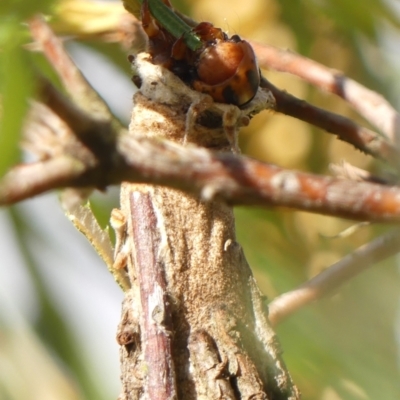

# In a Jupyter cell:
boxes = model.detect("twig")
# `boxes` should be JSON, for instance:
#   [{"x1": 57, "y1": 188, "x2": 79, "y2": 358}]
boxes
[
  {"x1": 0, "y1": 157, "x2": 86, "y2": 203},
  {"x1": 261, "y1": 77, "x2": 400, "y2": 170},
  {"x1": 252, "y1": 41, "x2": 400, "y2": 144},
  {"x1": 28, "y1": 14, "x2": 120, "y2": 123},
  {"x1": 268, "y1": 229, "x2": 400, "y2": 326}
]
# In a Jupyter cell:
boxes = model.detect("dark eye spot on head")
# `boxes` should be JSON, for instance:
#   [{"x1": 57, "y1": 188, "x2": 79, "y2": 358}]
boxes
[{"x1": 221, "y1": 85, "x2": 239, "y2": 105}]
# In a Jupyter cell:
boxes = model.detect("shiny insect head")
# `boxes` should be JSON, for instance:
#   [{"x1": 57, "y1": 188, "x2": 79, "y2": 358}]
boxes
[{"x1": 140, "y1": 0, "x2": 260, "y2": 107}]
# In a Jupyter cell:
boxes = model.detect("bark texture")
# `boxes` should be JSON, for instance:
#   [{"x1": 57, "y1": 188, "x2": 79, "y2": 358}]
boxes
[{"x1": 116, "y1": 53, "x2": 299, "y2": 400}]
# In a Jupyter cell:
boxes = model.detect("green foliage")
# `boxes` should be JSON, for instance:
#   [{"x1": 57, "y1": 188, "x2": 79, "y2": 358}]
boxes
[
  {"x1": 0, "y1": 0, "x2": 54, "y2": 177},
  {"x1": 0, "y1": 21, "x2": 32, "y2": 177}
]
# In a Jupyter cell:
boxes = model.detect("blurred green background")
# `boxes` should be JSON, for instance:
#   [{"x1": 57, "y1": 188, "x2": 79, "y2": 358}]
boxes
[{"x1": 1, "y1": 0, "x2": 400, "y2": 399}]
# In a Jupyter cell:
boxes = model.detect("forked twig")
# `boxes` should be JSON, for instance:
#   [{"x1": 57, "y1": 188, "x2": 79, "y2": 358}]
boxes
[
  {"x1": 28, "y1": 14, "x2": 122, "y2": 125},
  {"x1": 252, "y1": 41, "x2": 400, "y2": 144},
  {"x1": 261, "y1": 77, "x2": 400, "y2": 170}
]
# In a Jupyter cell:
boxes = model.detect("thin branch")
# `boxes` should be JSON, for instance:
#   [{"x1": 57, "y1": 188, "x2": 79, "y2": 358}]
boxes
[
  {"x1": 0, "y1": 157, "x2": 86, "y2": 203},
  {"x1": 36, "y1": 77, "x2": 106, "y2": 137},
  {"x1": 268, "y1": 229, "x2": 400, "y2": 326},
  {"x1": 252, "y1": 41, "x2": 400, "y2": 144},
  {"x1": 28, "y1": 14, "x2": 120, "y2": 123},
  {"x1": 261, "y1": 77, "x2": 400, "y2": 170}
]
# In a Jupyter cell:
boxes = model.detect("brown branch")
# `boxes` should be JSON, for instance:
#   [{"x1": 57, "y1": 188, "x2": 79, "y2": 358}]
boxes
[
  {"x1": 119, "y1": 136, "x2": 400, "y2": 223},
  {"x1": 4, "y1": 128, "x2": 400, "y2": 224},
  {"x1": 37, "y1": 77, "x2": 103, "y2": 136},
  {"x1": 252, "y1": 41, "x2": 400, "y2": 144},
  {"x1": 261, "y1": 77, "x2": 400, "y2": 170},
  {"x1": 268, "y1": 229, "x2": 400, "y2": 326}
]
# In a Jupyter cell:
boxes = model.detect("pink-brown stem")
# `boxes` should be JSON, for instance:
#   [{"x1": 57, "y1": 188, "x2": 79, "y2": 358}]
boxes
[
  {"x1": 130, "y1": 190, "x2": 177, "y2": 400},
  {"x1": 268, "y1": 229, "x2": 400, "y2": 326},
  {"x1": 252, "y1": 41, "x2": 400, "y2": 143}
]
